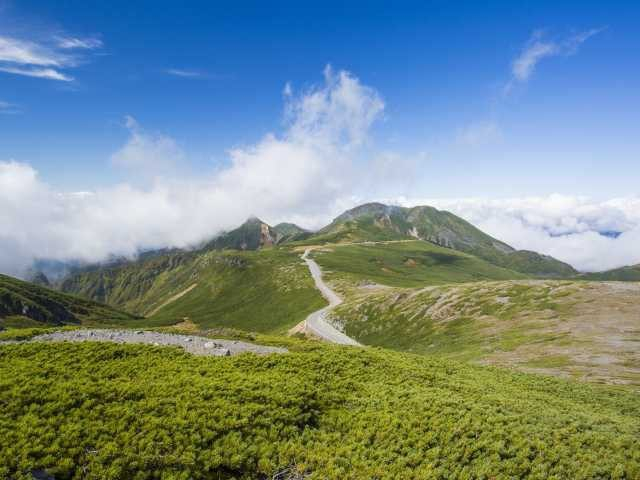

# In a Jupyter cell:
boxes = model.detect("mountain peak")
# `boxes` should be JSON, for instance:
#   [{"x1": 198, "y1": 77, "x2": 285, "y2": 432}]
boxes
[
  {"x1": 205, "y1": 217, "x2": 275, "y2": 251},
  {"x1": 335, "y1": 202, "x2": 403, "y2": 222},
  {"x1": 243, "y1": 216, "x2": 267, "y2": 226},
  {"x1": 316, "y1": 201, "x2": 576, "y2": 277}
]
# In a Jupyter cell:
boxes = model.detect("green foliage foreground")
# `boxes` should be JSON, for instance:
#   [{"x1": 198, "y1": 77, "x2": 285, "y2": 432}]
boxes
[{"x1": 1, "y1": 342, "x2": 639, "y2": 479}]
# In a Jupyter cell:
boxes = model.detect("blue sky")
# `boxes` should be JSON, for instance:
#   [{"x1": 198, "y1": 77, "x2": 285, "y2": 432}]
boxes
[
  {"x1": 1, "y1": 0, "x2": 640, "y2": 274},
  {"x1": 1, "y1": 0, "x2": 638, "y2": 195}
]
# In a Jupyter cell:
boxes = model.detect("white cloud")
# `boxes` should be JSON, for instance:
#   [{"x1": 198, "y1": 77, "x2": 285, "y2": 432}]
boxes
[
  {"x1": 0, "y1": 65, "x2": 73, "y2": 81},
  {"x1": 0, "y1": 32, "x2": 102, "y2": 82},
  {"x1": 165, "y1": 69, "x2": 203, "y2": 78},
  {"x1": 285, "y1": 65, "x2": 384, "y2": 148},
  {"x1": 456, "y1": 121, "x2": 502, "y2": 147},
  {"x1": 55, "y1": 36, "x2": 102, "y2": 50},
  {"x1": 0, "y1": 67, "x2": 387, "y2": 277},
  {"x1": 392, "y1": 194, "x2": 640, "y2": 272},
  {"x1": 111, "y1": 116, "x2": 185, "y2": 176},
  {"x1": 505, "y1": 28, "x2": 604, "y2": 93},
  {"x1": 0, "y1": 35, "x2": 66, "y2": 66}
]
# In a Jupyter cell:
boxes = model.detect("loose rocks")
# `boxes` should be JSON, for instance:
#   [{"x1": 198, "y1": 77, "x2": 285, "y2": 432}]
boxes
[{"x1": 18, "y1": 329, "x2": 286, "y2": 357}]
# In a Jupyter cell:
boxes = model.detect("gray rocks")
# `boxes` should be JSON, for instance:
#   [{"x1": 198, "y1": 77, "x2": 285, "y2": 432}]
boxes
[{"x1": 17, "y1": 329, "x2": 286, "y2": 357}]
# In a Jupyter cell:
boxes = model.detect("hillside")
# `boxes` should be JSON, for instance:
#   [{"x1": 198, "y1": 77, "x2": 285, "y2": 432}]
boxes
[
  {"x1": 310, "y1": 241, "x2": 527, "y2": 288},
  {"x1": 330, "y1": 279, "x2": 640, "y2": 385},
  {"x1": 1, "y1": 340, "x2": 638, "y2": 479},
  {"x1": 579, "y1": 264, "x2": 640, "y2": 281},
  {"x1": 273, "y1": 222, "x2": 311, "y2": 242},
  {"x1": 305, "y1": 203, "x2": 576, "y2": 277},
  {"x1": 59, "y1": 249, "x2": 325, "y2": 333},
  {"x1": 0, "y1": 274, "x2": 137, "y2": 328}
]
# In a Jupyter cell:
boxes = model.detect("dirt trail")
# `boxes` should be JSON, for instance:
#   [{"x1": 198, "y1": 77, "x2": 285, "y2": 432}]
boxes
[
  {"x1": 147, "y1": 283, "x2": 198, "y2": 317},
  {"x1": 291, "y1": 240, "x2": 417, "y2": 343},
  {"x1": 298, "y1": 249, "x2": 360, "y2": 346}
]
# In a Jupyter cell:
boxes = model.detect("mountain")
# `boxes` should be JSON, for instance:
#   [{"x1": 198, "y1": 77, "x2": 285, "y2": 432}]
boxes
[
  {"x1": 58, "y1": 251, "x2": 198, "y2": 313},
  {"x1": 0, "y1": 273, "x2": 137, "y2": 328},
  {"x1": 579, "y1": 264, "x2": 640, "y2": 281},
  {"x1": 203, "y1": 218, "x2": 310, "y2": 251},
  {"x1": 204, "y1": 217, "x2": 278, "y2": 250},
  {"x1": 308, "y1": 202, "x2": 576, "y2": 277},
  {"x1": 58, "y1": 249, "x2": 325, "y2": 332},
  {"x1": 272, "y1": 222, "x2": 311, "y2": 243},
  {"x1": 54, "y1": 202, "x2": 575, "y2": 329},
  {"x1": 25, "y1": 270, "x2": 51, "y2": 287}
]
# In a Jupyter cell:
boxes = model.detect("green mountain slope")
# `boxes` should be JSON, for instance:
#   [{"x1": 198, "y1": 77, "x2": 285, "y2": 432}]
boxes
[
  {"x1": 305, "y1": 202, "x2": 576, "y2": 277},
  {"x1": 579, "y1": 264, "x2": 640, "y2": 281},
  {"x1": 59, "y1": 249, "x2": 325, "y2": 333},
  {"x1": 311, "y1": 241, "x2": 527, "y2": 288},
  {"x1": 272, "y1": 222, "x2": 311, "y2": 243},
  {"x1": 58, "y1": 251, "x2": 199, "y2": 315},
  {"x1": 148, "y1": 249, "x2": 325, "y2": 332},
  {"x1": 0, "y1": 274, "x2": 137, "y2": 328},
  {"x1": 1, "y1": 340, "x2": 638, "y2": 479}
]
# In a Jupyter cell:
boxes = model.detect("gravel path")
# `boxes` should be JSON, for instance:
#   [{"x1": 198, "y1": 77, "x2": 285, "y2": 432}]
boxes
[
  {"x1": 12, "y1": 329, "x2": 287, "y2": 356},
  {"x1": 302, "y1": 249, "x2": 360, "y2": 346}
]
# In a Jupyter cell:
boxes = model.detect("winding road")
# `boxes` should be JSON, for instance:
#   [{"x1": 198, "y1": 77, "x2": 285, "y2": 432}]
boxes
[{"x1": 301, "y1": 249, "x2": 360, "y2": 346}]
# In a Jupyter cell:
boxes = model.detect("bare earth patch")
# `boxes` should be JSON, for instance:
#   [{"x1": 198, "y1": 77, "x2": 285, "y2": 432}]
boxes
[
  {"x1": 8, "y1": 329, "x2": 287, "y2": 356},
  {"x1": 483, "y1": 282, "x2": 640, "y2": 385}
]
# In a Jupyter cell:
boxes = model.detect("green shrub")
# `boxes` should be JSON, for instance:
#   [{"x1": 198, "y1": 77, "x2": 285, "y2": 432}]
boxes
[{"x1": 0, "y1": 342, "x2": 639, "y2": 479}]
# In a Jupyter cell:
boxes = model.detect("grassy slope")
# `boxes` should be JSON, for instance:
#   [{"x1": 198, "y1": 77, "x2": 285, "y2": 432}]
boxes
[
  {"x1": 332, "y1": 280, "x2": 578, "y2": 357},
  {"x1": 311, "y1": 241, "x2": 527, "y2": 288},
  {"x1": 150, "y1": 249, "x2": 325, "y2": 333},
  {"x1": 1, "y1": 340, "x2": 638, "y2": 479},
  {"x1": 331, "y1": 280, "x2": 640, "y2": 386},
  {"x1": 0, "y1": 273, "x2": 137, "y2": 329},
  {"x1": 300, "y1": 216, "x2": 410, "y2": 245},
  {"x1": 60, "y1": 249, "x2": 325, "y2": 334},
  {"x1": 57, "y1": 251, "x2": 199, "y2": 315}
]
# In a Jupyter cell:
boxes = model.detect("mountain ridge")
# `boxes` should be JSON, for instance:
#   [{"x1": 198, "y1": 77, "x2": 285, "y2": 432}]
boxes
[{"x1": 307, "y1": 202, "x2": 575, "y2": 277}]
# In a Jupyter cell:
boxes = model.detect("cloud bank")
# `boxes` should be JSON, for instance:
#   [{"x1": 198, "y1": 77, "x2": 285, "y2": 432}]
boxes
[
  {"x1": 0, "y1": 67, "x2": 385, "y2": 277},
  {"x1": 1, "y1": 66, "x2": 637, "y2": 277}
]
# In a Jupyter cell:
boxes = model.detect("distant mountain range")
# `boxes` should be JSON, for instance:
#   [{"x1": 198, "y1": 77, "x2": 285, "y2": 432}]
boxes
[
  {"x1": 4, "y1": 202, "x2": 637, "y2": 329},
  {"x1": 206, "y1": 202, "x2": 575, "y2": 277},
  {"x1": 579, "y1": 264, "x2": 640, "y2": 282}
]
